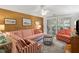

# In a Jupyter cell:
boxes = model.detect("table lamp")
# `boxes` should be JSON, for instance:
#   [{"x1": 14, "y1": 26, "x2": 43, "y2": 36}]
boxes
[
  {"x1": 0, "y1": 24, "x2": 5, "y2": 33},
  {"x1": 35, "y1": 21, "x2": 41, "y2": 29},
  {"x1": 34, "y1": 21, "x2": 42, "y2": 34}
]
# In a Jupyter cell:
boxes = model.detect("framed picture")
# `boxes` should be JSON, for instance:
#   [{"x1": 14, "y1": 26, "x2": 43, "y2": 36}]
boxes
[
  {"x1": 5, "y1": 18, "x2": 16, "y2": 24},
  {"x1": 23, "y1": 18, "x2": 32, "y2": 26}
]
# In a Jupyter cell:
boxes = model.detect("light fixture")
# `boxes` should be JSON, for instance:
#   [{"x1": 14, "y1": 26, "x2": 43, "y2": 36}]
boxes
[
  {"x1": 41, "y1": 9, "x2": 48, "y2": 16},
  {"x1": 40, "y1": 5, "x2": 48, "y2": 16}
]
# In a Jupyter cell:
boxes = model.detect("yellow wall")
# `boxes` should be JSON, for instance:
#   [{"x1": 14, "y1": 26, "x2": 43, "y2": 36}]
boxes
[{"x1": 0, "y1": 8, "x2": 43, "y2": 32}]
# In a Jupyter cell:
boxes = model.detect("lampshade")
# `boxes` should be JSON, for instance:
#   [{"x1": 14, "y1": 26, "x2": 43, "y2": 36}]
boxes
[
  {"x1": 0, "y1": 25, "x2": 5, "y2": 31},
  {"x1": 35, "y1": 21, "x2": 40, "y2": 25},
  {"x1": 35, "y1": 21, "x2": 41, "y2": 29}
]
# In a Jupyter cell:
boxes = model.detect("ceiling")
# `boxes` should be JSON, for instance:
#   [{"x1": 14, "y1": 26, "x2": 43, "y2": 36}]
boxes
[{"x1": 0, "y1": 5, "x2": 79, "y2": 17}]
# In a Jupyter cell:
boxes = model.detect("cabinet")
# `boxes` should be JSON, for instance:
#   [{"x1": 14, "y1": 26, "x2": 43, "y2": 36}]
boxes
[{"x1": 71, "y1": 35, "x2": 79, "y2": 53}]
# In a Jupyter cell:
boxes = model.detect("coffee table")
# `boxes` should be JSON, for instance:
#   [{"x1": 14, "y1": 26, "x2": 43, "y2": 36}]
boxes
[{"x1": 43, "y1": 36, "x2": 53, "y2": 46}]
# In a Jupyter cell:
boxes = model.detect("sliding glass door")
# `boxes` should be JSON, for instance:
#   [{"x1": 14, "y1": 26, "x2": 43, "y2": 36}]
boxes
[
  {"x1": 47, "y1": 17, "x2": 71, "y2": 36},
  {"x1": 47, "y1": 17, "x2": 57, "y2": 36}
]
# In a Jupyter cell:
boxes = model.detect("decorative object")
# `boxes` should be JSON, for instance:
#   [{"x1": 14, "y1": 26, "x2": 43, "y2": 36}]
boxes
[
  {"x1": 23, "y1": 18, "x2": 32, "y2": 26},
  {"x1": 5, "y1": 18, "x2": 16, "y2": 24}
]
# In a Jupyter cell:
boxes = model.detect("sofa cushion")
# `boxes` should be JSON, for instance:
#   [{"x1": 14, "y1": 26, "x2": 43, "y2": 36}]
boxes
[
  {"x1": 12, "y1": 30, "x2": 23, "y2": 38},
  {"x1": 22, "y1": 29, "x2": 34, "y2": 39}
]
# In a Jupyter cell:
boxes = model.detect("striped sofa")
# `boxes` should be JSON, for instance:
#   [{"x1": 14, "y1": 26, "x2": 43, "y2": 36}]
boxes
[{"x1": 5, "y1": 29, "x2": 43, "y2": 53}]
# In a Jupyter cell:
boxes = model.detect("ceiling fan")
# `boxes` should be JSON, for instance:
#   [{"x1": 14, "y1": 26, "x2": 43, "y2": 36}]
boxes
[{"x1": 40, "y1": 5, "x2": 49, "y2": 16}]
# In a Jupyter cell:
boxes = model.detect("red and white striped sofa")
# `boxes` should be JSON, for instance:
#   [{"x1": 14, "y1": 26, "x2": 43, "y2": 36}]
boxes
[
  {"x1": 5, "y1": 29, "x2": 43, "y2": 53},
  {"x1": 11, "y1": 37, "x2": 41, "y2": 53}
]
